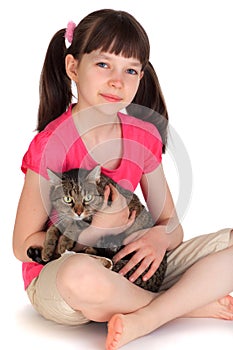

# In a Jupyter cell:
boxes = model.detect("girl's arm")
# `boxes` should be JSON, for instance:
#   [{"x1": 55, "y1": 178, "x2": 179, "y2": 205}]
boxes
[
  {"x1": 140, "y1": 163, "x2": 184, "y2": 250},
  {"x1": 113, "y1": 164, "x2": 184, "y2": 281},
  {"x1": 13, "y1": 169, "x2": 50, "y2": 262},
  {"x1": 13, "y1": 170, "x2": 135, "y2": 262}
]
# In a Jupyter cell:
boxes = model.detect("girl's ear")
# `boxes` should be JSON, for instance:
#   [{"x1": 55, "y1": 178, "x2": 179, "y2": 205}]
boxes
[
  {"x1": 139, "y1": 70, "x2": 144, "y2": 80},
  {"x1": 65, "y1": 54, "x2": 78, "y2": 81}
]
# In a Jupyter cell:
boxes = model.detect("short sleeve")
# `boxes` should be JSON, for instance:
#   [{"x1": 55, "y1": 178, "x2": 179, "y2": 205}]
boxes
[
  {"x1": 21, "y1": 130, "x2": 67, "y2": 179},
  {"x1": 22, "y1": 132, "x2": 46, "y2": 176}
]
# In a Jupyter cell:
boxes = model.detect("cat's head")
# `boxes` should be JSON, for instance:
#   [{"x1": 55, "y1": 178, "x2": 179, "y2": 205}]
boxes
[{"x1": 47, "y1": 166, "x2": 104, "y2": 222}]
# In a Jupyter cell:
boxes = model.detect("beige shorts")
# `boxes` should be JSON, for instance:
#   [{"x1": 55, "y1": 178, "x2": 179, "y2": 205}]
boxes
[
  {"x1": 26, "y1": 228, "x2": 231, "y2": 326},
  {"x1": 26, "y1": 253, "x2": 113, "y2": 326}
]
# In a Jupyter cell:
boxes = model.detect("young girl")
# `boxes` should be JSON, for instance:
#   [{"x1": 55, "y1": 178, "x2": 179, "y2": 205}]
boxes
[{"x1": 13, "y1": 9, "x2": 233, "y2": 350}]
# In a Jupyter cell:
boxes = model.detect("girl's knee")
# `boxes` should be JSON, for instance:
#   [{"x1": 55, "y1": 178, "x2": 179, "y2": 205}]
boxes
[
  {"x1": 56, "y1": 254, "x2": 113, "y2": 303},
  {"x1": 57, "y1": 254, "x2": 95, "y2": 282}
]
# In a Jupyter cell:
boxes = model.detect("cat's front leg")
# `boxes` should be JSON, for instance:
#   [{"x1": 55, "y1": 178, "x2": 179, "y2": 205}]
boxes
[
  {"x1": 57, "y1": 235, "x2": 76, "y2": 254},
  {"x1": 27, "y1": 247, "x2": 47, "y2": 265},
  {"x1": 42, "y1": 224, "x2": 62, "y2": 262},
  {"x1": 57, "y1": 221, "x2": 84, "y2": 254}
]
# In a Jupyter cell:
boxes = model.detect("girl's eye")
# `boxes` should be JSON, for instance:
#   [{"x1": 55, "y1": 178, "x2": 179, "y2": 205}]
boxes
[
  {"x1": 63, "y1": 196, "x2": 73, "y2": 204},
  {"x1": 84, "y1": 194, "x2": 93, "y2": 202},
  {"x1": 97, "y1": 62, "x2": 108, "y2": 69},
  {"x1": 126, "y1": 68, "x2": 138, "y2": 75}
]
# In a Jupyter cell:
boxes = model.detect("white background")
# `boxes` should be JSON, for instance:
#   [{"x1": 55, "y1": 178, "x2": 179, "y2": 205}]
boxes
[{"x1": 1, "y1": 0, "x2": 233, "y2": 349}]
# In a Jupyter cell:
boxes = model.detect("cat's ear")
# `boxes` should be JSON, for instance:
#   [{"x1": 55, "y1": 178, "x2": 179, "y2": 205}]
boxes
[
  {"x1": 47, "y1": 169, "x2": 62, "y2": 185},
  {"x1": 87, "y1": 165, "x2": 101, "y2": 184}
]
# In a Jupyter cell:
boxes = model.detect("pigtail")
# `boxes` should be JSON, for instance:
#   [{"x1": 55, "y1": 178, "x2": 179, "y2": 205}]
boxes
[
  {"x1": 127, "y1": 62, "x2": 168, "y2": 153},
  {"x1": 37, "y1": 29, "x2": 72, "y2": 132}
]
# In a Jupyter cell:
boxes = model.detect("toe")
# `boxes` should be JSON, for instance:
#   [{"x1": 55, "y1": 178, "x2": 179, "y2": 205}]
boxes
[
  {"x1": 106, "y1": 314, "x2": 124, "y2": 350},
  {"x1": 219, "y1": 295, "x2": 233, "y2": 306}
]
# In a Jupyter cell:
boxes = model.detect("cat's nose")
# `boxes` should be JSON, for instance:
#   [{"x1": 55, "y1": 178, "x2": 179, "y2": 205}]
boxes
[{"x1": 75, "y1": 205, "x2": 83, "y2": 216}]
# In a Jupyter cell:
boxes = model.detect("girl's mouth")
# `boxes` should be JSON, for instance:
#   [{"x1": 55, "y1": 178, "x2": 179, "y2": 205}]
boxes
[{"x1": 100, "y1": 93, "x2": 123, "y2": 103}]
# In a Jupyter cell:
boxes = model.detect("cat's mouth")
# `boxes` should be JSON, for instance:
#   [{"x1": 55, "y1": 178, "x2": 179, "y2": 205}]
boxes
[
  {"x1": 73, "y1": 211, "x2": 92, "y2": 221},
  {"x1": 73, "y1": 213, "x2": 85, "y2": 221},
  {"x1": 74, "y1": 217, "x2": 82, "y2": 221}
]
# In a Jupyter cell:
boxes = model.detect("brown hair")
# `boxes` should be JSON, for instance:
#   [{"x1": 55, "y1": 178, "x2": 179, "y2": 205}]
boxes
[{"x1": 37, "y1": 9, "x2": 168, "y2": 151}]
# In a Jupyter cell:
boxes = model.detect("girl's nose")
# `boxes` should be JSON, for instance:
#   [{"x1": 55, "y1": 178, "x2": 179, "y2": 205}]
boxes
[{"x1": 108, "y1": 72, "x2": 124, "y2": 88}]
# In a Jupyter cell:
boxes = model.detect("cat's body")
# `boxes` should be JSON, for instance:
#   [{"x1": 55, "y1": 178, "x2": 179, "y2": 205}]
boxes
[{"x1": 28, "y1": 166, "x2": 167, "y2": 292}]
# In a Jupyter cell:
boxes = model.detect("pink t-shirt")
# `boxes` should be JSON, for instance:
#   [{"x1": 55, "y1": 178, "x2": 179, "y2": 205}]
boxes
[{"x1": 21, "y1": 105, "x2": 162, "y2": 289}]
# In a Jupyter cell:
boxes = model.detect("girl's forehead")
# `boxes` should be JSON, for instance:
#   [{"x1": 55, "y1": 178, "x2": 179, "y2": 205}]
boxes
[{"x1": 84, "y1": 50, "x2": 142, "y2": 66}]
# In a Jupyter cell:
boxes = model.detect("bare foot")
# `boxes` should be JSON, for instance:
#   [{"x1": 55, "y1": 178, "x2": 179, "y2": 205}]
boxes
[
  {"x1": 106, "y1": 312, "x2": 151, "y2": 350},
  {"x1": 185, "y1": 295, "x2": 233, "y2": 320},
  {"x1": 106, "y1": 314, "x2": 123, "y2": 350},
  {"x1": 106, "y1": 295, "x2": 233, "y2": 349}
]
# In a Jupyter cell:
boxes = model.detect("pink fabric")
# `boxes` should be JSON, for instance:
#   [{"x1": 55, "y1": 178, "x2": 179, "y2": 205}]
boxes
[{"x1": 21, "y1": 105, "x2": 162, "y2": 289}]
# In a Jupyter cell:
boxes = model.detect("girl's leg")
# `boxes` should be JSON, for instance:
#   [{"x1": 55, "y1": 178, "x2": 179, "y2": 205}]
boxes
[
  {"x1": 106, "y1": 244, "x2": 233, "y2": 350},
  {"x1": 56, "y1": 253, "x2": 156, "y2": 322}
]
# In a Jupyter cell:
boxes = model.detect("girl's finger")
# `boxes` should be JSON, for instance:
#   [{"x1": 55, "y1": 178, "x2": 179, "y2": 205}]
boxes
[
  {"x1": 141, "y1": 259, "x2": 162, "y2": 281},
  {"x1": 115, "y1": 249, "x2": 148, "y2": 275},
  {"x1": 117, "y1": 253, "x2": 143, "y2": 277},
  {"x1": 103, "y1": 185, "x2": 111, "y2": 203},
  {"x1": 128, "y1": 209, "x2": 136, "y2": 221},
  {"x1": 127, "y1": 256, "x2": 154, "y2": 282},
  {"x1": 113, "y1": 241, "x2": 140, "y2": 263},
  {"x1": 108, "y1": 183, "x2": 119, "y2": 201}
]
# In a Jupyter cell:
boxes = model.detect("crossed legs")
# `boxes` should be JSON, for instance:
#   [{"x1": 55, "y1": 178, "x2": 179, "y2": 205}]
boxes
[
  {"x1": 56, "y1": 231, "x2": 233, "y2": 350},
  {"x1": 106, "y1": 233, "x2": 233, "y2": 349}
]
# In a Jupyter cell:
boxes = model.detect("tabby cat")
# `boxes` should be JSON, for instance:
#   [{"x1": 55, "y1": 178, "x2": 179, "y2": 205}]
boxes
[{"x1": 27, "y1": 165, "x2": 167, "y2": 292}]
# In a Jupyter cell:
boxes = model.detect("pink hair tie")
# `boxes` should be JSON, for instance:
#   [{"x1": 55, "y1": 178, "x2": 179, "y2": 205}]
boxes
[{"x1": 65, "y1": 21, "x2": 76, "y2": 44}]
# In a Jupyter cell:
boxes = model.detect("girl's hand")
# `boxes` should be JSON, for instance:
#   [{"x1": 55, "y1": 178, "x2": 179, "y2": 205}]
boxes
[
  {"x1": 91, "y1": 184, "x2": 136, "y2": 235},
  {"x1": 113, "y1": 226, "x2": 169, "y2": 282}
]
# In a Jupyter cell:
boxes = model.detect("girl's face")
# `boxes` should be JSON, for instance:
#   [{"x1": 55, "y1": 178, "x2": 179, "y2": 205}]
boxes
[{"x1": 71, "y1": 50, "x2": 144, "y2": 114}]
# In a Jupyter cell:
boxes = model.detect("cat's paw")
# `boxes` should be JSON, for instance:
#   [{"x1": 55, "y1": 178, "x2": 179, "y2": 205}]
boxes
[
  {"x1": 83, "y1": 247, "x2": 98, "y2": 255},
  {"x1": 57, "y1": 235, "x2": 76, "y2": 254},
  {"x1": 27, "y1": 247, "x2": 47, "y2": 265}
]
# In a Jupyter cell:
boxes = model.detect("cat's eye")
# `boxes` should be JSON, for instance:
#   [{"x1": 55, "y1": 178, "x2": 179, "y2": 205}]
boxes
[
  {"x1": 84, "y1": 194, "x2": 93, "y2": 202},
  {"x1": 63, "y1": 196, "x2": 73, "y2": 204}
]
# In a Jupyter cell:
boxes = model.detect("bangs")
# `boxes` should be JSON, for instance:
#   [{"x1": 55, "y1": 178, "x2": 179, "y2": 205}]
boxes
[{"x1": 83, "y1": 11, "x2": 150, "y2": 68}]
